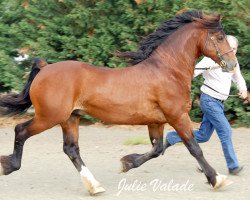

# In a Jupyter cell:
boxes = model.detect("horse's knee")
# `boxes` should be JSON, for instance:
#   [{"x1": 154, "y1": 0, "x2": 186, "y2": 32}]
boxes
[
  {"x1": 190, "y1": 146, "x2": 203, "y2": 158},
  {"x1": 63, "y1": 143, "x2": 79, "y2": 160},
  {"x1": 185, "y1": 138, "x2": 203, "y2": 158}
]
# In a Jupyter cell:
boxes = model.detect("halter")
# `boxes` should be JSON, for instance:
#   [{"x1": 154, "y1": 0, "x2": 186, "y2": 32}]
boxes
[{"x1": 203, "y1": 31, "x2": 234, "y2": 70}]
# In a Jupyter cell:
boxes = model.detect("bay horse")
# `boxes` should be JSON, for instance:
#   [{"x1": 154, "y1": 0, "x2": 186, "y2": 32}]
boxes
[{"x1": 0, "y1": 10, "x2": 237, "y2": 195}]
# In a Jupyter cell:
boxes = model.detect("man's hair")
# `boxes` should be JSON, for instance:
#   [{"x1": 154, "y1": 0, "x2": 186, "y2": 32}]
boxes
[{"x1": 226, "y1": 35, "x2": 238, "y2": 47}]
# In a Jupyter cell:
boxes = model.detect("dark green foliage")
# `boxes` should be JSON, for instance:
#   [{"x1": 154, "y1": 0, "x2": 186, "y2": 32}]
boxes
[{"x1": 0, "y1": 0, "x2": 249, "y2": 126}]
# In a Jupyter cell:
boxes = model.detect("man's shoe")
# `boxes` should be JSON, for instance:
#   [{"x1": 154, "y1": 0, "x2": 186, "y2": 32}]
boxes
[{"x1": 229, "y1": 166, "x2": 244, "y2": 175}]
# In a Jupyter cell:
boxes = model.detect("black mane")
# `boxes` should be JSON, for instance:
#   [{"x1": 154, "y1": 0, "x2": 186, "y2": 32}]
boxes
[{"x1": 119, "y1": 10, "x2": 222, "y2": 65}]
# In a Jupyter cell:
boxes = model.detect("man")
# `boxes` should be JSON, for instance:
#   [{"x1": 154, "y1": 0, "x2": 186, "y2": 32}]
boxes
[{"x1": 164, "y1": 35, "x2": 248, "y2": 175}]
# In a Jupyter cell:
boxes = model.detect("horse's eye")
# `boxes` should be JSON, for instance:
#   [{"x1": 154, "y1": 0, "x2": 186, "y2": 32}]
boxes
[{"x1": 217, "y1": 35, "x2": 224, "y2": 42}]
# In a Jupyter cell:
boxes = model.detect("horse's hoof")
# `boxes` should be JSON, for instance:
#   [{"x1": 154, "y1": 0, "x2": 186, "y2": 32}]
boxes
[
  {"x1": 119, "y1": 162, "x2": 124, "y2": 174},
  {"x1": 89, "y1": 186, "x2": 106, "y2": 195},
  {"x1": 0, "y1": 164, "x2": 4, "y2": 176},
  {"x1": 213, "y1": 174, "x2": 233, "y2": 190},
  {"x1": 120, "y1": 159, "x2": 134, "y2": 173},
  {"x1": 0, "y1": 156, "x2": 6, "y2": 176},
  {"x1": 82, "y1": 177, "x2": 106, "y2": 196}
]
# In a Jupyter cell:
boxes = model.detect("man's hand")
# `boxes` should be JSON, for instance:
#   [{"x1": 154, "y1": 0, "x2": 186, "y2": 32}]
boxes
[
  {"x1": 239, "y1": 90, "x2": 248, "y2": 99},
  {"x1": 239, "y1": 91, "x2": 250, "y2": 105}
]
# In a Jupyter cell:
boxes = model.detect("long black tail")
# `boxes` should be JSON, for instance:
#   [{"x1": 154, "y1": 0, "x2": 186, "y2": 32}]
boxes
[{"x1": 0, "y1": 58, "x2": 47, "y2": 116}]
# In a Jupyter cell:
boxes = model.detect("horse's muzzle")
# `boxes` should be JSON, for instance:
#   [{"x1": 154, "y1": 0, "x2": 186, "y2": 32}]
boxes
[{"x1": 221, "y1": 60, "x2": 237, "y2": 72}]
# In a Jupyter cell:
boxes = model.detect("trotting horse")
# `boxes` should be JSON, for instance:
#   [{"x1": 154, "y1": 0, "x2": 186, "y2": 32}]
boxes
[{"x1": 0, "y1": 10, "x2": 237, "y2": 195}]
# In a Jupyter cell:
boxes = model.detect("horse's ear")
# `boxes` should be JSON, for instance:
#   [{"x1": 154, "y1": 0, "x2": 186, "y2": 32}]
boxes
[
  {"x1": 192, "y1": 17, "x2": 204, "y2": 27},
  {"x1": 213, "y1": 13, "x2": 222, "y2": 22},
  {"x1": 200, "y1": 12, "x2": 221, "y2": 21}
]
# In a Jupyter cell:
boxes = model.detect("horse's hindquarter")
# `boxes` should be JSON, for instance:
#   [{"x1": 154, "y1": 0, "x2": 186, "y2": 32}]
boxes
[
  {"x1": 29, "y1": 61, "x2": 87, "y2": 122},
  {"x1": 81, "y1": 66, "x2": 167, "y2": 124}
]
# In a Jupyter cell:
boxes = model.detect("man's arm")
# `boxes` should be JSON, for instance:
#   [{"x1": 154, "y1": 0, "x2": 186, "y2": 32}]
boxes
[{"x1": 232, "y1": 63, "x2": 248, "y2": 99}]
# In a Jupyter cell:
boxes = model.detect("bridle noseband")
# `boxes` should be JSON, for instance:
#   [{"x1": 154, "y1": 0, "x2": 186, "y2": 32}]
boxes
[{"x1": 203, "y1": 31, "x2": 234, "y2": 70}]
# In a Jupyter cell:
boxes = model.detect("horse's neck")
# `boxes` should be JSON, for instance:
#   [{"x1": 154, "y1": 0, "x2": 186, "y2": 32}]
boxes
[{"x1": 153, "y1": 26, "x2": 201, "y2": 77}]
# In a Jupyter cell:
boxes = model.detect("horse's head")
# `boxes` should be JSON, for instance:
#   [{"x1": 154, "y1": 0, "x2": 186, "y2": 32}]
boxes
[{"x1": 197, "y1": 14, "x2": 237, "y2": 72}]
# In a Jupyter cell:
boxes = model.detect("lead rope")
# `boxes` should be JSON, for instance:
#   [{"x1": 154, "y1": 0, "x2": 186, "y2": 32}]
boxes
[
  {"x1": 195, "y1": 66, "x2": 221, "y2": 70},
  {"x1": 202, "y1": 83, "x2": 239, "y2": 97},
  {"x1": 202, "y1": 83, "x2": 249, "y2": 104}
]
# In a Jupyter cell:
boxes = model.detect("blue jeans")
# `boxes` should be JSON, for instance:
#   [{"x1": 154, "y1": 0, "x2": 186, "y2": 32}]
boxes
[{"x1": 166, "y1": 93, "x2": 239, "y2": 170}]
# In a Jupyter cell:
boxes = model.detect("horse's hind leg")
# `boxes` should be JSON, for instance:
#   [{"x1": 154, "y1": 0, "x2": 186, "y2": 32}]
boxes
[
  {"x1": 61, "y1": 114, "x2": 105, "y2": 195},
  {"x1": 0, "y1": 117, "x2": 55, "y2": 176},
  {"x1": 170, "y1": 113, "x2": 232, "y2": 189},
  {"x1": 120, "y1": 124, "x2": 164, "y2": 172}
]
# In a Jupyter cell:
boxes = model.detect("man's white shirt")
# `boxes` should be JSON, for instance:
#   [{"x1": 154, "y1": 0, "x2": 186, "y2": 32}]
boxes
[{"x1": 194, "y1": 57, "x2": 247, "y2": 101}]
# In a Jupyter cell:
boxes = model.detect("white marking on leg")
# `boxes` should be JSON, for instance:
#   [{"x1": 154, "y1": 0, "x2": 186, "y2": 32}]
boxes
[
  {"x1": 80, "y1": 165, "x2": 105, "y2": 195},
  {"x1": 80, "y1": 166, "x2": 99, "y2": 186}
]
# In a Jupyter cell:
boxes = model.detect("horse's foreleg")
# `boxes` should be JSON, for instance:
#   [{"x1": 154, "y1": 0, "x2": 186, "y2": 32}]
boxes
[
  {"x1": 61, "y1": 114, "x2": 105, "y2": 195},
  {"x1": 170, "y1": 113, "x2": 232, "y2": 189},
  {"x1": 0, "y1": 118, "x2": 54, "y2": 176},
  {"x1": 120, "y1": 124, "x2": 164, "y2": 172}
]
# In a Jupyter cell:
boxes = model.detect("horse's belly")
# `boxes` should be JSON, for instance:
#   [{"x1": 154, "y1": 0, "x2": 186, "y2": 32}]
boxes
[{"x1": 79, "y1": 102, "x2": 167, "y2": 125}]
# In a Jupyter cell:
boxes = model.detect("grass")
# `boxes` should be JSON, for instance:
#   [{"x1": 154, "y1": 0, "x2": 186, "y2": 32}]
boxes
[{"x1": 123, "y1": 136, "x2": 151, "y2": 145}]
